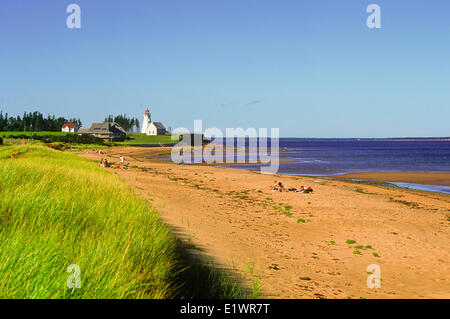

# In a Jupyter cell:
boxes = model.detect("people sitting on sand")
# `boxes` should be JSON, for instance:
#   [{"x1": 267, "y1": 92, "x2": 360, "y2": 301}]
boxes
[
  {"x1": 272, "y1": 180, "x2": 278, "y2": 191},
  {"x1": 272, "y1": 180, "x2": 285, "y2": 192},
  {"x1": 102, "y1": 159, "x2": 109, "y2": 168},
  {"x1": 273, "y1": 182, "x2": 312, "y2": 193}
]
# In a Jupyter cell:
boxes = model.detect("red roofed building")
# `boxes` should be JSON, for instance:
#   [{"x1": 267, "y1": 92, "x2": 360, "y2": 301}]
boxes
[{"x1": 61, "y1": 122, "x2": 79, "y2": 133}]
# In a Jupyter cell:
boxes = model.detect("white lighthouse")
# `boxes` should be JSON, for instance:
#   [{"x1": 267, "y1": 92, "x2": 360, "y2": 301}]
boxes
[
  {"x1": 141, "y1": 107, "x2": 167, "y2": 136},
  {"x1": 141, "y1": 108, "x2": 151, "y2": 134}
]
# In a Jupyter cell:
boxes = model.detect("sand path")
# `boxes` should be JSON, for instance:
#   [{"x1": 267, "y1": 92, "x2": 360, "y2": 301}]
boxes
[{"x1": 79, "y1": 147, "x2": 450, "y2": 299}]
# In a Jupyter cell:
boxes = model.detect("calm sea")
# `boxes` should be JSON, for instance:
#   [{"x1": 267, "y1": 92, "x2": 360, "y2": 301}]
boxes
[{"x1": 217, "y1": 138, "x2": 450, "y2": 193}]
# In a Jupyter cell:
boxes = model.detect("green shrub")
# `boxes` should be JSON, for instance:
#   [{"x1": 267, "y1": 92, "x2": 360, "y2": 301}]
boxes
[{"x1": 3, "y1": 133, "x2": 104, "y2": 145}]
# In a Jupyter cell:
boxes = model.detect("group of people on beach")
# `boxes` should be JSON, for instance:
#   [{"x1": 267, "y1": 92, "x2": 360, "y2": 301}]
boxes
[
  {"x1": 100, "y1": 157, "x2": 130, "y2": 169},
  {"x1": 96, "y1": 148, "x2": 129, "y2": 169},
  {"x1": 272, "y1": 180, "x2": 313, "y2": 194},
  {"x1": 100, "y1": 158, "x2": 110, "y2": 168}
]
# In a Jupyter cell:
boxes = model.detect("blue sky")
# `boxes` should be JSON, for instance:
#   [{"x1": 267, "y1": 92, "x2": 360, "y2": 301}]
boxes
[{"x1": 0, "y1": 0, "x2": 449, "y2": 137}]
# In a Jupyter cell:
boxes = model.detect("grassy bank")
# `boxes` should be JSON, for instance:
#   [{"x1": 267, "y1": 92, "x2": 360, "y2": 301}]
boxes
[
  {"x1": 1, "y1": 131, "x2": 66, "y2": 137},
  {"x1": 116, "y1": 133, "x2": 177, "y2": 145},
  {"x1": 0, "y1": 145, "x2": 246, "y2": 298},
  {"x1": 1, "y1": 132, "x2": 178, "y2": 148}
]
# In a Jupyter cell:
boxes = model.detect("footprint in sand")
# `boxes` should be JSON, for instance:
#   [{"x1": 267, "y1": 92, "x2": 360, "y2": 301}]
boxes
[
  {"x1": 300, "y1": 277, "x2": 312, "y2": 281},
  {"x1": 269, "y1": 264, "x2": 280, "y2": 270}
]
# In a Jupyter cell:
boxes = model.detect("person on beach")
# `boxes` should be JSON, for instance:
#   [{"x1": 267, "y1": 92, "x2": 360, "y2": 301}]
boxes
[
  {"x1": 304, "y1": 186, "x2": 313, "y2": 193},
  {"x1": 295, "y1": 186, "x2": 313, "y2": 193},
  {"x1": 120, "y1": 156, "x2": 125, "y2": 164},
  {"x1": 272, "y1": 180, "x2": 285, "y2": 192},
  {"x1": 285, "y1": 185, "x2": 314, "y2": 193},
  {"x1": 297, "y1": 186, "x2": 305, "y2": 193},
  {"x1": 273, "y1": 180, "x2": 279, "y2": 191}
]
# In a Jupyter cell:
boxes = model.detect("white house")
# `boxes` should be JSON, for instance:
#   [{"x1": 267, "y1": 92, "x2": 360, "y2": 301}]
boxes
[
  {"x1": 61, "y1": 123, "x2": 79, "y2": 133},
  {"x1": 141, "y1": 108, "x2": 167, "y2": 136}
]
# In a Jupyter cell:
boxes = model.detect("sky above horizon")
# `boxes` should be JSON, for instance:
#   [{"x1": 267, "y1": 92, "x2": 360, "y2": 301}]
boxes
[{"x1": 0, "y1": 0, "x2": 449, "y2": 138}]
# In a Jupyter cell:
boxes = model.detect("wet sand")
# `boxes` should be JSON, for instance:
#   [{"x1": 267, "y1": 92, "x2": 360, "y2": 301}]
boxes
[
  {"x1": 336, "y1": 172, "x2": 450, "y2": 187},
  {"x1": 78, "y1": 147, "x2": 450, "y2": 299}
]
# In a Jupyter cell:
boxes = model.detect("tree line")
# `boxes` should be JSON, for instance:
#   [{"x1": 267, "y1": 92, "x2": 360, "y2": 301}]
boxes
[
  {"x1": 0, "y1": 111, "x2": 81, "y2": 132},
  {"x1": 104, "y1": 114, "x2": 140, "y2": 133},
  {"x1": 0, "y1": 110, "x2": 141, "y2": 134}
]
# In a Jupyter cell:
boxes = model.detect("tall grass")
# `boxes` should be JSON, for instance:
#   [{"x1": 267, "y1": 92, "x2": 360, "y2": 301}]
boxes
[
  {"x1": 0, "y1": 145, "x2": 180, "y2": 298},
  {"x1": 0, "y1": 145, "x2": 248, "y2": 298}
]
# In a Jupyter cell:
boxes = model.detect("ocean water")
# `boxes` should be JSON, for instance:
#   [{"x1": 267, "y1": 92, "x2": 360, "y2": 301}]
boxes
[{"x1": 216, "y1": 138, "x2": 450, "y2": 193}]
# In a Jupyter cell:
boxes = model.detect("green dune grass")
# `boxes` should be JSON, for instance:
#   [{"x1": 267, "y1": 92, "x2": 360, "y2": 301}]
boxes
[{"x1": 0, "y1": 145, "x2": 246, "y2": 298}]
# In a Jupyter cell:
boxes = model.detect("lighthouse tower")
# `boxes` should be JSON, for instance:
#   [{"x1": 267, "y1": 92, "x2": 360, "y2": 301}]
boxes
[{"x1": 141, "y1": 108, "x2": 151, "y2": 134}]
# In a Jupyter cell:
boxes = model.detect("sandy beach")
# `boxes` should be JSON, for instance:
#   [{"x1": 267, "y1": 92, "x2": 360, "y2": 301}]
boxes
[{"x1": 79, "y1": 147, "x2": 450, "y2": 299}]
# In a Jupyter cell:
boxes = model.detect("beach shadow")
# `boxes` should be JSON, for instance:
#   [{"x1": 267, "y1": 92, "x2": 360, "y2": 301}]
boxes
[{"x1": 169, "y1": 225, "x2": 253, "y2": 299}]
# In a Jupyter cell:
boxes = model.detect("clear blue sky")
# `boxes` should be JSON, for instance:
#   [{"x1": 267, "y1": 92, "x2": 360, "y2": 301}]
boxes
[{"x1": 0, "y1": 0, "x2": 449, "y2": 137}]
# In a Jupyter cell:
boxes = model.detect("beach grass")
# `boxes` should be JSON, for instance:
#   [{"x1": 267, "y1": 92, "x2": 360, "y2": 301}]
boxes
[{"x1": 0, "y1": 144, "x2": 246, "y2": 299}]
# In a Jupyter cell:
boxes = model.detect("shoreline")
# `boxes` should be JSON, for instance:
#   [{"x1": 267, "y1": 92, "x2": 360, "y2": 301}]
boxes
[
  {"x1": 104, "y1": 145, "x2": 450, "y2": 195},
  {"x1": 333, "y1": 172, "x2": 450, "y2": 194},
  {"x1": 223, "y1": 170, "x2": 450, "y2": 195},
  {"x1": 191, "y1": 163, "x2": 450, "y2": 194}
]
